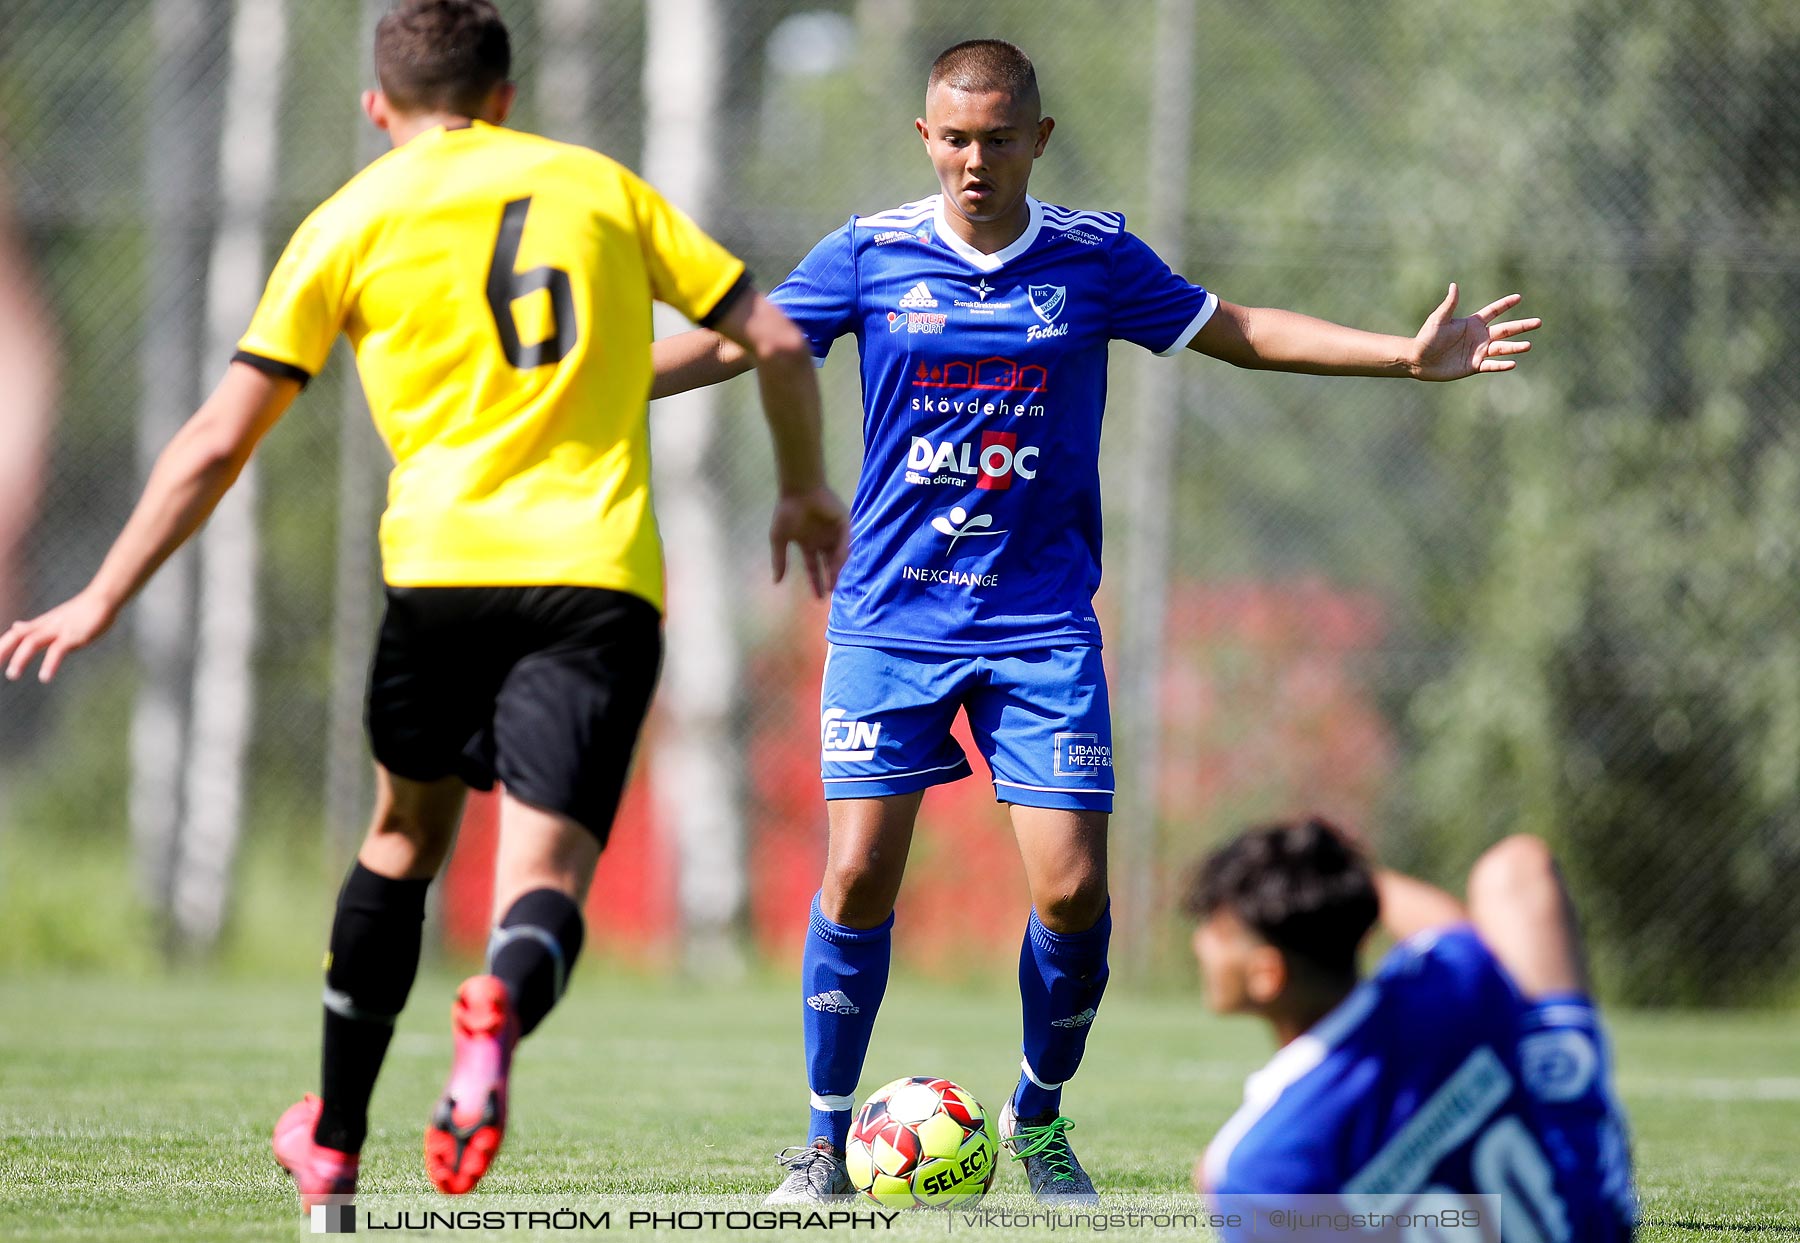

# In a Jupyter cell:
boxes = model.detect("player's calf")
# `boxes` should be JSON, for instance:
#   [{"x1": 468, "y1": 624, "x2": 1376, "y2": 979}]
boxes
[{"x1": 1012, "y1": 903, "x2": 1110, "y2": 1121}]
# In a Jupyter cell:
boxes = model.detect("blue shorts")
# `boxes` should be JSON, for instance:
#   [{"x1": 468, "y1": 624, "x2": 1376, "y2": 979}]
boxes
[{"x1": 818, "y1": 642, "x2": 1113, "y2": 811}]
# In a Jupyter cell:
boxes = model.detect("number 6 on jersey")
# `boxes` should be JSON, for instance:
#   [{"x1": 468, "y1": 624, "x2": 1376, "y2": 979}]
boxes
[{"x1": 487, "y1": 196, "x2": 576, "y2": 368}]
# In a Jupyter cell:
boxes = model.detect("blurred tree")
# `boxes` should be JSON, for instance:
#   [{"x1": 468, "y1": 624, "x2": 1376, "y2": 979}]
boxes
[
  {"x1": 172, "y1": 0, "x2": 290, "y2": 953},
  {"x1": 1398, "y1": 0, "x2": 1800, "y2": 1002},
  {"x1": 643, "y1": 0, "x2": 752, "y2": 977},
  {"x1": 129, "y1": 0, "x2": 228, "y2": 947}
]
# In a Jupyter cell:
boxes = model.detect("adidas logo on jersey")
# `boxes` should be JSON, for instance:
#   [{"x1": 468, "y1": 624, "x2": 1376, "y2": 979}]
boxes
[
  {"x1": 806, "y1": 989, "x2": 861, "y2": 1014},
  {"x1": 1051, "y1": 1007, "x2": 1097, "y2": 1029},
  {"x1": 898, "y1": 282, "x2": 939, "y2": 309}
]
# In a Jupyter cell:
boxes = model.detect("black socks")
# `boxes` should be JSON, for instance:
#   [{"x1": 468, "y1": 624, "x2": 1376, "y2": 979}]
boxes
[
  {"x1": 314, "y1": 862, "x2": 430, "y2": 1153},
  {"x1": 487, "y1": 888, "x2": 586, "y2": 1038}
]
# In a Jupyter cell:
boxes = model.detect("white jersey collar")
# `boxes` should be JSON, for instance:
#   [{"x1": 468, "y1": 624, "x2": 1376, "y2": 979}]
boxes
[{"x1": 932, "y1": 194, "x2": 1044, "y2": 272}]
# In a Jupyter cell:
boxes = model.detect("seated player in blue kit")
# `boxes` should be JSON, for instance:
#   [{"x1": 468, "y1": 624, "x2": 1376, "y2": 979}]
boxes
[{"x1": 1185, "y1": 820, "x2": 1636, "y2": 1241}]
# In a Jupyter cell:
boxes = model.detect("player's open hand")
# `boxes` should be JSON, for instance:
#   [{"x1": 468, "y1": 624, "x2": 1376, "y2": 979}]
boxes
[
  {"x1": 1, "y1": 590, "x2": 118, "y2": 684},
  {"x1": 770, "y1": 486, "x2": 850, "y2": 598},
  {"x1": 1413, "y1": 284, "x2": 1540, "y2": 382}
]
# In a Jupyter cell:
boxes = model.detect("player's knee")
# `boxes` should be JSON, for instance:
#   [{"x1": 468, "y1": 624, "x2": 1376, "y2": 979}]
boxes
[
  {"x1": 1034, "y1": 882, "x2": 1108, "y2": 935},
  {"x1": 365, "y1": 804, "x2": 454, "y2": 873},
  {"x1": 819, "y1": 862, "x2": 899, "y2": 929},
  {"x1": 1468, "y1": 834, "x2": 1562, "y2": 916}
]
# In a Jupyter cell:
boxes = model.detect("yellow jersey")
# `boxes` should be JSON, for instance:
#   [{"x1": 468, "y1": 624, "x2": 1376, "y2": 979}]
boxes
[{"x1": 236, "y1": 121, "x2": 747, "y2": 607}]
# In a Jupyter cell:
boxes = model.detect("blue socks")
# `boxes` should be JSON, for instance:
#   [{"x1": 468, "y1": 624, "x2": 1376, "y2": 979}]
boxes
[
  {"x1": 1013, "y1": 903, "x2": 1111, "y2": 1120},
  {"x1": 796, "y1": 896, "x2": 1107, "y2": 1145},
  {"x1": 801, "y1": 892, "x2": 893, "y2": 1152}
]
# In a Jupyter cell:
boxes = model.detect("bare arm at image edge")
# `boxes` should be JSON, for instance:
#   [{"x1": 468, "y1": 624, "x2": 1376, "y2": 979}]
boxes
[
  {"x1": 1, "y1": 363, "x2": 298, "y2": 683},
  {"x1": 701, "y1": 285, "x2": 847, "y2": 598},
  {"x1": 0, "y1": 200, "x2": 60, "y2": 625}
]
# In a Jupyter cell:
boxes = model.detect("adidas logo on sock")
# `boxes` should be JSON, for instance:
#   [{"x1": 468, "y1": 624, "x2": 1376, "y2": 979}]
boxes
[
  {"x1": 806, "y1": 989, "x2": 860, "y2": 1014},
  {"x1": 897, "y1": 282, "x2": 938, "y2": 309},
  {"x1": 1051, "y1": 1007, "x2": 1097, "y2": 1029}
]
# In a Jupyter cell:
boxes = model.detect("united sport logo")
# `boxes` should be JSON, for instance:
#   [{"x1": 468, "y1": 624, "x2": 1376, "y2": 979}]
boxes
[
  {"x1": 898, "y1": 281, "x2": 939, "y2": 309},
  {"x1": 905, "y1": 432, "x2": 1040, "y2": 490},
  {"x1": 930, "y1": 503, "x2": 1008, "y2": 552},
  {"x1": 888, "y1": 310, "x2": 947, "y2": 334}
]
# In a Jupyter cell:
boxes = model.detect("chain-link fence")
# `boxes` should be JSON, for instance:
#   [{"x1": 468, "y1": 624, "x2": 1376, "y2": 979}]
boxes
[{"x1": 2, "y1": 0, "x2": 1797, "y2": 1003}]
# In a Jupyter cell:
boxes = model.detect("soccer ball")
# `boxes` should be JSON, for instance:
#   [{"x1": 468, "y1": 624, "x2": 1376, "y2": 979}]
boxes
[{"x1": 845, "y1": 1076, "x2": 998, "y2": 1208}]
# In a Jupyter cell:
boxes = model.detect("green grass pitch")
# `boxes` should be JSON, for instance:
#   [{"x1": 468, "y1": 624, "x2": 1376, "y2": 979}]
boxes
[{"x1": 0, "y1": 969, "x2": 1795, "y2": 1241}]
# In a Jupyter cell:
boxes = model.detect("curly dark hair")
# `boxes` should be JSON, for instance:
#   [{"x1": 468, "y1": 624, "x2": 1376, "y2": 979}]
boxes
[
  {"x1": 374, "y1": 0, "x2": 511, "y2": 117},
  {"x1": 1180, "y1": 818, "x2": 1378, "y2": 976}
]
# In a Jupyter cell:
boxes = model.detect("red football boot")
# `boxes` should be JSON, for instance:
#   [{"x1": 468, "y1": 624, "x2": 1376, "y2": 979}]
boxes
[
  {"x1": 425, "y1": 975, "x2": 518, "y2": 1194},
  {"x1": 272, "y1": 1094, "x2": 359, "y2": 1210}
]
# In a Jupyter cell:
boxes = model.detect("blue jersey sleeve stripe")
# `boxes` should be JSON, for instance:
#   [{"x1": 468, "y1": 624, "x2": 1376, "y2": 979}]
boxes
[
  {"x1": 855, "y1": 197, "x2": 938, "y2": 228},
  {"x1": 1041, "y1": 206, "x2": 1124, "y2": 234},
  {"x1": 1156, "y1": 290, "x2": 1218, "y2": 356}
]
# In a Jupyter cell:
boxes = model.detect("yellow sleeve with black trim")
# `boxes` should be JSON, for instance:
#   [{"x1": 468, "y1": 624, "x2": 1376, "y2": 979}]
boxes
[
  {"x1": 235, "y1": 207, "x2": 357, "y2": 383},
  {"x1": 626, "y1": 172, "x2": 748, "y2": 327}
]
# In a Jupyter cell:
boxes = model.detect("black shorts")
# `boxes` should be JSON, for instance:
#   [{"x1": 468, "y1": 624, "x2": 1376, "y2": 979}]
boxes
[{"x1": 367, "y1": 585, "x2": 662, "y2": 844}]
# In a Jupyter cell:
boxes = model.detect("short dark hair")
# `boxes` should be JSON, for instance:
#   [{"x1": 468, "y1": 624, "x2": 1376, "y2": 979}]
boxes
[
  {"x1": 374, "y1": 0, "x2": 511, "y2": 117},
  {"x1": 1181, "y1": 818, "x2": 1379, "y2": 976},
  {"x1": 927, "y1": 39, "x2": 1040, "y2": 112}
]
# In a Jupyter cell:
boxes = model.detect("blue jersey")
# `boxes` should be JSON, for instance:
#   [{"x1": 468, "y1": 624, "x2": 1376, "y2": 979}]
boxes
[
  {"x1": 771, "y1": 195, "x2": 1215, "y2": 654},
  {"x1": 1203, "y1": 927, "x2": 1636, "y2": 1242}
]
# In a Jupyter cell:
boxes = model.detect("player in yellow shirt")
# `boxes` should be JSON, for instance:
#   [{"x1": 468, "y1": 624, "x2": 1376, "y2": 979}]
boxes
[{"x1": 0, "y1": 0, "x2": 848, "y2": 1209}]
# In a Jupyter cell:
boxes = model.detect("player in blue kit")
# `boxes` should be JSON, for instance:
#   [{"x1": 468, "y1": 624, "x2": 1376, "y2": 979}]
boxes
[
  {"x1": 652, "y1": 40, "x2": 1540, "y2": 1202},
  {"x1": 1185, "y1": 820, "x2": 1636, "y2": 1241}
]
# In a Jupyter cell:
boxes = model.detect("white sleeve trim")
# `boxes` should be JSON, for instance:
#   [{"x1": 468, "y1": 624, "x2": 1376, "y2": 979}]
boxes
[{"x1": 1156, "y1": 290, "x2": 1218, "y2": 357}]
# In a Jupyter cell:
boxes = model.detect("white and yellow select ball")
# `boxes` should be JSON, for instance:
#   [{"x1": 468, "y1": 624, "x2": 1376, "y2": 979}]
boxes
[{"x1": 845, "y1": 1076, "x2": 998, "y2": 1208}]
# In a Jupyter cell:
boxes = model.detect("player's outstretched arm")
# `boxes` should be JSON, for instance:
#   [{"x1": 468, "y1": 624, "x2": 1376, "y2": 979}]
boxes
[
  {"x1": 1373, "y1": 868, "x2": 1468, "y2": 942},
  {"x1": 1319, "y1": 819, "x2": 1467, "y2": 941},
  {"x1": 706, "y1": 288, "x2": 848, "y2": 598},
  {"x1": 1, "y1": 362, "x2": 298, "y2": 683},
  {"x1": 1190, "y1": 284, "x2": 1539, "y2": 381},
  {"x1": 650, "y1": 327, "x2": 754, "y2": 400}
]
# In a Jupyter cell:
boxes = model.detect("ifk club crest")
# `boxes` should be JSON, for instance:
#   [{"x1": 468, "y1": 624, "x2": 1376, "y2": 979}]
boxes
[
  {"x1": 1026, "y1": 285, "x2": 1070, "y2": 340},
  {"x1": 1027, "y1": 284, "x2": 1066, "y2": 324}
]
